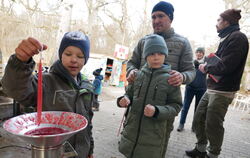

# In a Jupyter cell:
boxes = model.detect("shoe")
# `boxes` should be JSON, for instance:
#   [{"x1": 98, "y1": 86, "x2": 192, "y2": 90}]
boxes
[
  {"x1": 185, "y1": 148, "x2": 207, "y2": 158},
  {"x1": 177, "y1": 124, "x2": 184, "y2": 132}
]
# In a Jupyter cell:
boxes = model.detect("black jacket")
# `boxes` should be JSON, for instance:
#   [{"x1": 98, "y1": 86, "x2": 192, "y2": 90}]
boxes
[{"x1": 205, "y1": 30, "x2": 249, "y2": 91}]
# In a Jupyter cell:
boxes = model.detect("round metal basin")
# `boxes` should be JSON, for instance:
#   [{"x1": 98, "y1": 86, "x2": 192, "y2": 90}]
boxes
[{"x1": 3, "y1": 111, "x2": 88, "y2": 148}]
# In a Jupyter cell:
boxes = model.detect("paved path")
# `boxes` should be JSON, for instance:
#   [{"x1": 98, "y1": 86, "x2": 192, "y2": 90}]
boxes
[
  {"x1": 0, "y1": 86, "x2": 250, "y2": 158},
  {"x1": 93, "y1": 86, "x2": 250, "y2": 158}
]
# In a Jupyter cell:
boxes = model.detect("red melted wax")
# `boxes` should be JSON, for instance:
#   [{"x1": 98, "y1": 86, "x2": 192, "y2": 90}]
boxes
[{"x1": 24, "y1": 127, "x2": 69, "y2": 136}]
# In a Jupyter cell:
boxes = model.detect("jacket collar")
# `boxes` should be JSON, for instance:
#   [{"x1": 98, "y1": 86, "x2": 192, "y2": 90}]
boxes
[
  {"x1": 141, "y1": 63, "x2": 171, "y2": 75},
  {"x1": 155, "y1": 27, "x2": 175, "y2": 39}
]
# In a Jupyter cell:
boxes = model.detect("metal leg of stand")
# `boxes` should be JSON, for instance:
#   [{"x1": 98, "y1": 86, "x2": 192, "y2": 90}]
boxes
[{"x1": 13, "y1": 100, "x2": 20, "y2": 116}]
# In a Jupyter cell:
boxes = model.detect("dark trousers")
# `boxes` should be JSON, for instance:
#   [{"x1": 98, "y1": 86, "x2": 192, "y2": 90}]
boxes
[
  {"x1": 179, "y1": 86, "x2": 206, "y2": 125},
  {"x1": 93, "y1": 94, "x2": 100, "y2": 108},
  {"x1": 193, "y1": 92, "x2": 233, "y2": 155}
]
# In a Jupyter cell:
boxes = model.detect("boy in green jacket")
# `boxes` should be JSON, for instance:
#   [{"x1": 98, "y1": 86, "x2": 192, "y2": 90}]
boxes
[{"x1": 117, "y1": 34, "x2": 182, "y2": 158}]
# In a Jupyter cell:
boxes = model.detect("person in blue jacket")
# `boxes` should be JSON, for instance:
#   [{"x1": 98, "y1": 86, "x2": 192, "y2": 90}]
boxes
[
  {"x1": 92, "y1": 68, "x2": 103, "y2": 111},
  {"x1": 177, "y1": 47, "x2": 207, "y2": 132}
]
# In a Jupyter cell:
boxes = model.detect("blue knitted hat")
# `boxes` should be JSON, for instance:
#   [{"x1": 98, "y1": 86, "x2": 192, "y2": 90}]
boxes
[
  {"x1": 143, "y1": 34, "x2": 168, "y2": 59},
  {"x1": 93, "y1": 68, "x2": 103, "y2": 76},
  {"x1": 152, "y1": 1, "x2": 174, "y2": 21},
  {"x1": 59, "y1": 31, "x2": 90, "y2": 64}
]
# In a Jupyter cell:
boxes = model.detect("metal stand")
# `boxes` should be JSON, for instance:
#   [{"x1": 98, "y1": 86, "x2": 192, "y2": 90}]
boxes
[
  {"x1": 32, "y1": 144, "x2": 63, "y2": 158},
  {"x1": 31, "y1": 141, "x2": 77, "y2": 158},
  {"x1": 13, "y1": 100, "x2": 21, "y2": 117}
]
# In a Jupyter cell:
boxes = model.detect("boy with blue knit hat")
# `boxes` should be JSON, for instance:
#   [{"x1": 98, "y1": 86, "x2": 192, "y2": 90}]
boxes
[
  {"x1": 2, "y1": 31, "x2": 95, "y2": 158},
  {"x1": 117, "y1": 34, "x2": 182, "y2": 158},
  {"x1": 59, "y1": 31, "x2": 90, "y2": 64}
]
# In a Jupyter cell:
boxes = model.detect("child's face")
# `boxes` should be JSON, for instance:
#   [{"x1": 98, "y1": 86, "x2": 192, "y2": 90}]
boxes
[
  {"x1": 61, "y1": 46, "x2": 85, "y2": 77},
  {"x1": 196, "y1": 51, "x2": 204, "y2": 60},
  {"x1": 146, "y1": 53, "x2": 165, "y2": 68}
]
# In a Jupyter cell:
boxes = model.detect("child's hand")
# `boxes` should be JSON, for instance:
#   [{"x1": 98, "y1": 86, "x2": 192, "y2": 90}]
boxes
[
  {"x1": 15, "y1": 37, "x2": 48, "y2": 62},
  {"x1": 144, "y1": 104, "x2": 155, "y2": 117},
  {"x1": 119, "y1": 96, "x2": 130, "y2": 107},
  {"x1": 88, "y1": 154, "x2": 93, "y2": 158}
]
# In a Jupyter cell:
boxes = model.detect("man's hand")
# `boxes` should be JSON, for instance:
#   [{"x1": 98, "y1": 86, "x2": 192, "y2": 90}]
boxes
[
  {"x1": 15, "y1": 37, "x2": 48, "y2": 62},
  {"x1": 168, "y1": 70, "x2": 183, "y2": 86},
  {"x1": 126, "y1": 69, "x2": 138, "y2": 83},
  {"x1": 199, "y1": 63, "x2": 207, "y2": 73},
  {"x1": 119, "y1": 96, "x2": 131, "y2": 107},
  {"x1": 144, "y1": 104, "x2": 155, "y2": 117}
]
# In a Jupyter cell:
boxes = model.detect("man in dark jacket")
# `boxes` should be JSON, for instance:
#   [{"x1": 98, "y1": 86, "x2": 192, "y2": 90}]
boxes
[{"x1": 186, "y1": 9, "x2": 249, "y2": 158}]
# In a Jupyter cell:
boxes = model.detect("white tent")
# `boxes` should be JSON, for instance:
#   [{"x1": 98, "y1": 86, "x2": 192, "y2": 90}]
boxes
[{"x1": 81, "y1": 53, "x2": 107, "y2": 81}]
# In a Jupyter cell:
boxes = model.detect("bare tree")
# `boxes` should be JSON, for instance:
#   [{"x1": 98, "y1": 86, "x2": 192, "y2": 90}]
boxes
[
  {"x1": 130, "y1": 0, "x2": 152, "y2": 51},
  {"x1": 85, "y1": 0, "x2": 153, "y2": 56},
  {"x1": 0, "y1": 0, "x2": 64, "y2": 66}
]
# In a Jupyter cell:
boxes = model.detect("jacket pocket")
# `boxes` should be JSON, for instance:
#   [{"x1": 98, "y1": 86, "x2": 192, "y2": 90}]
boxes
[{"x1": 52, "y1": 90, "x2": 77, "y2": 111}]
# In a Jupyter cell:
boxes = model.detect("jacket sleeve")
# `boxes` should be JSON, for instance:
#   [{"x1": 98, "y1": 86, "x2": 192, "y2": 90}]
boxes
[
  {"x1": 126, "y1": 38, "x2": 144, "y2": 76},
  {"x1": 179, "y1": 38, "x2": 196, "y2": 84},
  {"x1": 154, "y1": 87, "x2": 182, "y2": 121},
  {"x1": 1, "y1": 54, "x2": 37, "y2": 107},
  {"x1": 116, "y1": 83, "x2": 134, "y2": 107}
]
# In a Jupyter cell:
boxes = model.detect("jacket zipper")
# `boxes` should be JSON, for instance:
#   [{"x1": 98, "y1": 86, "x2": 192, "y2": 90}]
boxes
[
  {"x1": 130, "y1": 69, "x2": 153, "y2": 158},
  {"x1": 137, "y1": 81, "x2": 143, "y2": 97},
  {"x1": 74, "y1": 90, "x2": 79, "y2": 113},
  {"x1": 153, "y1": 85, "x2": 158, "y2": 100}
]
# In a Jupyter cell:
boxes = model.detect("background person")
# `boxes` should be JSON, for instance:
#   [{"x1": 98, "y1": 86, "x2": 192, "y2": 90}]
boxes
[
  {"x1": 177, "y1": 47, "x2": 207, "y2": 132},
  {"x1": 186, "y1": 9, "x2": 249, "y2": 158},
  {"x1": 92, "y1": 68, "x2": 103, "y2": 111}
]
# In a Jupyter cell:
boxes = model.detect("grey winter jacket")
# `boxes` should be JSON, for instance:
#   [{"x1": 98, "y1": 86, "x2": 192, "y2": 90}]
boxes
[
  {"x1": 118, "y1": 64, "x2": 182, "y2": 158},
  {"x1": 1, "y1": 55, "x2": 94, "y2": 158},
  {"x1": 127, "y1": 28, "x2": 195, "y2": 84}
]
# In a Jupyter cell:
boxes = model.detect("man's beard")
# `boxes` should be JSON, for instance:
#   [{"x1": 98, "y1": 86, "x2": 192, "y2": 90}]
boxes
[
  {"x1": 216, "y1": 26, "x2": 220, "y2": 33},
  {"x1": 154, "y1": 31, "x2": 164, "y2": 36}
]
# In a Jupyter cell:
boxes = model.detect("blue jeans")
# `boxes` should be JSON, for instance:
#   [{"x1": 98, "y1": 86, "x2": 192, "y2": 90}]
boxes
[{"x1": 179, "y1": 86, "x2": 206, "y2": 125}]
